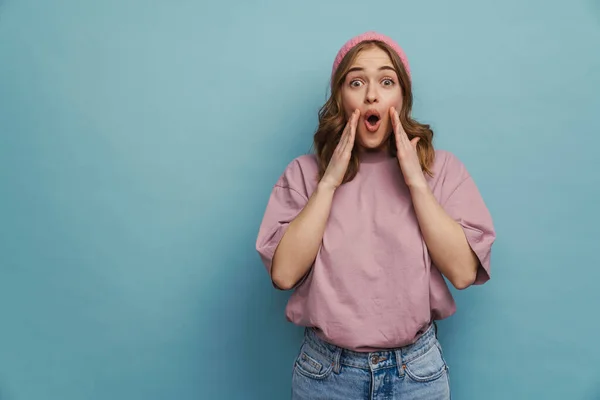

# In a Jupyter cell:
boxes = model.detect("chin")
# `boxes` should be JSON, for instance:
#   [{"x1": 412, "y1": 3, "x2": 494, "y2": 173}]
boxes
[
  {"x1": 359, "y1": 139, "x2": 386, "y2": 150},
  {"x1": 357, "y1": 131, "x2": 390, "y2": 150},
  {"x1": 356, "y1": 124, "x2": 390, "y2": 150}
]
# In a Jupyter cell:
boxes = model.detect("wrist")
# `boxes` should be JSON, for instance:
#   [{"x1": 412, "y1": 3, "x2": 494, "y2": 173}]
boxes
[
  {"x1": 407, "y1": 178, "x2": 429, "y2": 191},
  {"x1": 317, "y1": 181, "x2": 338, "y2": 195}
]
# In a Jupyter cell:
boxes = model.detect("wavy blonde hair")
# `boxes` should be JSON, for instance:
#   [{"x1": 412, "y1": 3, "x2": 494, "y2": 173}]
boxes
[{"x1": 313, "y1": 41, "x2": 435, "y2": 184}]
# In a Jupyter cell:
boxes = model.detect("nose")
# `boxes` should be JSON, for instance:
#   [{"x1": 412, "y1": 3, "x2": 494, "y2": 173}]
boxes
[{"x1": 365, "y1": 84, "x2": 378, "y2": 104}]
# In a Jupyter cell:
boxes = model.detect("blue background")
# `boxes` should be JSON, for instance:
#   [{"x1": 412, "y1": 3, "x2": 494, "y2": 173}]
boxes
[{"x1": 1, "y1": 0, "x2": 600, "y2": 399}]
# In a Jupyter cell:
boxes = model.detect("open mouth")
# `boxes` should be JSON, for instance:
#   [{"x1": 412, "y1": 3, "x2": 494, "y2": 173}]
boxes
[
  {"x1": 367, "y1": 115, "x2": 380, "y2": 125},
  {"x1": 364, "y1": 111, "x2": 381, "y2": 132}
]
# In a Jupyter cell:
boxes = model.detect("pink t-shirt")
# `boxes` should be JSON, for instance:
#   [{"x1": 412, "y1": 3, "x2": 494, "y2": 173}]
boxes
[{"x1": 256, "y1": 149, "x2": 495, "y2": 352}]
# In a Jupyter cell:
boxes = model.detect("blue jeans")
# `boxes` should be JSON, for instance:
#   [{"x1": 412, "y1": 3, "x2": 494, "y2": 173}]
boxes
[{"x1": 291, "y1": 323, "x2": 451, "y2": 399}]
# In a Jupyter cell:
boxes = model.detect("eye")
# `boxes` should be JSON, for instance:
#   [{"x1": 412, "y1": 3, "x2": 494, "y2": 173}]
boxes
[
  {"x1": 349, "y1": 79, "x2": 363, "y2": 88},
  {"x1": 382, "y1": 78, "x2": 395, "y2": 86}
]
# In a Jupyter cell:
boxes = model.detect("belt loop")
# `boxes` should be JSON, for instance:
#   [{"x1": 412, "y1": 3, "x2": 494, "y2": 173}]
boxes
[
  {"x1": 332, "y1": 347, "x2": 342, "y2": 374},
  {"x1": 395, "y1": 349, "x2": 405, "y2": 377}
]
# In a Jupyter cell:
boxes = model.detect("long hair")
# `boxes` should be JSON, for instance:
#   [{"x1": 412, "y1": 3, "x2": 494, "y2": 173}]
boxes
[{"x1": 313, "y1": 41, "x2": 435, "y2": 184}]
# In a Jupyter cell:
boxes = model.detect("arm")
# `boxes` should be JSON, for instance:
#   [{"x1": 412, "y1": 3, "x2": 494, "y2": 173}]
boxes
[
  {"x1": 389, "y1": 106, "x2": 484, "y2": 290},
  {"x1": 271, "y1": 182, "x2": 335, "y2": 290},
  {"x1": 408, "y1": 181, "x2": 479, "y2": 289},
  {"x1": 264, "y1": 109, "x2": 360, "y2": 290}
]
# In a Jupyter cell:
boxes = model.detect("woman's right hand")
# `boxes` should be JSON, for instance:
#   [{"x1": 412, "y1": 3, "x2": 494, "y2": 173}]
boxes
[{"x1": 319, "y1": 109, "x2": 359, "y2": 191}]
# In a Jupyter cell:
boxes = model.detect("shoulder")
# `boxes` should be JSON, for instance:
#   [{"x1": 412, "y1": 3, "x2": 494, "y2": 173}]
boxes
[
  {"x1": 428, "y1": 149, "x2": 488, "y2": 206},
  {"x1": 285, "y1": 153, "x2": 319, "y2": 173},
  {"x1": 275, "y1": 153, "x2": 319, "y2": 195},
  {"x1": 431, "y1": 149, "x2": 470, "y2": 180}
]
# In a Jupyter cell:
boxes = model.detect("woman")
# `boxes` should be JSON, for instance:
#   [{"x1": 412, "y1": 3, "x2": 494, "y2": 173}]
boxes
[{"x1": 256, "y1": 31, "x2": 495, "y2": 399}]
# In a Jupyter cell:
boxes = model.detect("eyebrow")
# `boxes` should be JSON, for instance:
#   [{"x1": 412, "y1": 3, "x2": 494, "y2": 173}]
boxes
[{"x1": 347, "y1": 66, "x2": 396, "y2": 73}]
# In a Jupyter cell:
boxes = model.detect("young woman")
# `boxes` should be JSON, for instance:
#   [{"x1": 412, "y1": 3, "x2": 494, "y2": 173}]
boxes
[{"x1": 256, "y1": 31, "x2": 495, "y2": 400}]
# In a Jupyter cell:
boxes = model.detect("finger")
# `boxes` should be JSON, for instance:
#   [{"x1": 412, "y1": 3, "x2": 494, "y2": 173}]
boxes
[
  {"x1": 341, "y1": 110, "x2": 359, "y2": 154},
  {"x1": 389, "y1": 107, "x2": 398, "y2": 132},
  {"x1": 393, "y1": 108, "x2": 409, "y2": 146},
  {"x1": 391, "y1": 108, "x2": 403, "y2": 145},
  {"x1": 335, "y1": 113, "x2": 353, "y2": 154},
  {"x1": 346, "y1": 110, "x2": 358, "y2": 153}
]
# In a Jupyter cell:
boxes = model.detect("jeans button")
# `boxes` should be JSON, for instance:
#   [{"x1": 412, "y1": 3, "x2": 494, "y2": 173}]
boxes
[{"x1": 371, "y1": 355, "x2": 379, "y2": 364}]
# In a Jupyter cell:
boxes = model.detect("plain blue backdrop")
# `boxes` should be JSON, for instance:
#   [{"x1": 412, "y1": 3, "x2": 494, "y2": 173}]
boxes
[{"x1": 1, "y1": 0, "x2": 600, "y2": 399}]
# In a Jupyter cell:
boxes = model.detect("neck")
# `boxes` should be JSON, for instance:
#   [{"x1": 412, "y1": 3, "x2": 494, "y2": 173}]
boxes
[{"x1": 358, "y1": 147, "x2": 392, "y2": 164}]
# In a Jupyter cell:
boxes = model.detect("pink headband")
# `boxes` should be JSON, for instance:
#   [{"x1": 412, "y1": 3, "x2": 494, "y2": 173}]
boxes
[{"x1": 331, "y1": 31, "x2": 411, "y2": 87}]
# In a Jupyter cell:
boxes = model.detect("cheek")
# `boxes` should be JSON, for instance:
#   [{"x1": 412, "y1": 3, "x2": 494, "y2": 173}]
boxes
[
  {"x1": 341, "y1": 90, "x2": 361, "y2": 116},
  {"x1": 396, "y1": 93, "x2": 404, "y2": 109},
  {"x1": 380, "y1": 87, "x2": 403, "y2": 107},
  {"x1": 385, "y1": 93, "x2": 403, "y2": 110}
]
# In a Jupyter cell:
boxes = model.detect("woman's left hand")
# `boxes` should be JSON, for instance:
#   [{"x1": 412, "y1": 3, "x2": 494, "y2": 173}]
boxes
[{"x1": 390, "y1": 106, "x2": 427, "y2": 188}]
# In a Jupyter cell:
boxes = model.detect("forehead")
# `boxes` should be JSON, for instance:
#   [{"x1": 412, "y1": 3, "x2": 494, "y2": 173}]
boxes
[{"x1": 350, "y1": 46, "x2": 394, "y2": 69}]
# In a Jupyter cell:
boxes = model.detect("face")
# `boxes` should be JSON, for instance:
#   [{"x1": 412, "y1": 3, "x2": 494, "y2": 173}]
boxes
[{"x1": 341, "y1": 46, "x2": 403, "y2": 151}]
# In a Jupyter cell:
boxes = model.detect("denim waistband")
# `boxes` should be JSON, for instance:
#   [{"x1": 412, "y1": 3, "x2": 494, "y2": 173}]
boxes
[{"x1": 303, "y1": 323, "x2": 438, "y2": 372}]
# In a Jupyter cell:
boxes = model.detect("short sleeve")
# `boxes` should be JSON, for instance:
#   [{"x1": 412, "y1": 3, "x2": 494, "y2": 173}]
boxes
[
  {"x1": 439, "y1": 152, "x2": 496, "y2": 285},
  {"x1": 255, "y1": 160, "x2": 310, "y2": 289}
]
